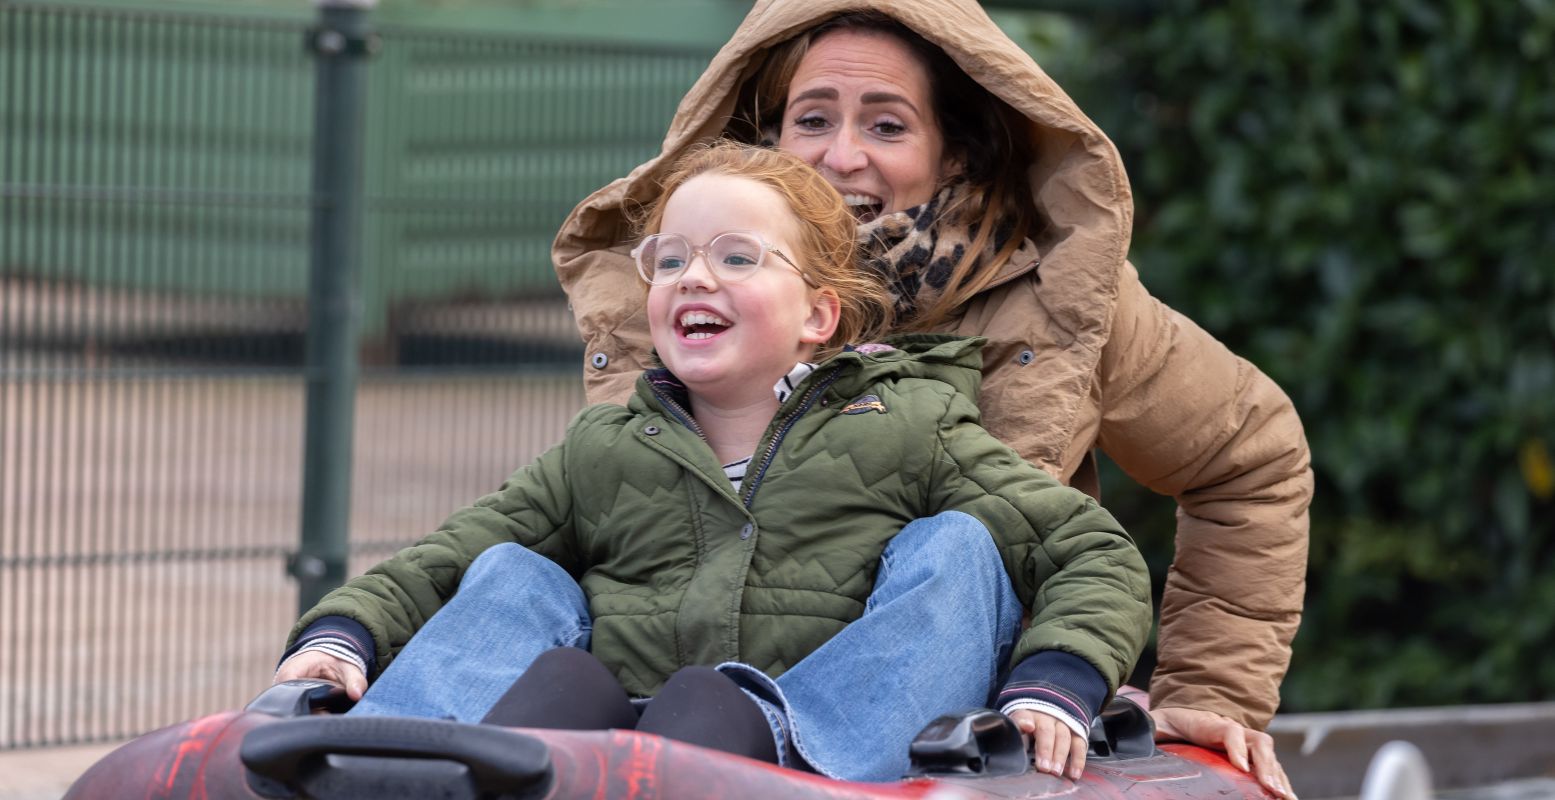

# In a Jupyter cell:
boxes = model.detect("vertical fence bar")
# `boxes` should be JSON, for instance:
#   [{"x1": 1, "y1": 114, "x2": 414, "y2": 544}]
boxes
[{"x1": 293, "y1": 0, "x2": 378, "y2": 613}]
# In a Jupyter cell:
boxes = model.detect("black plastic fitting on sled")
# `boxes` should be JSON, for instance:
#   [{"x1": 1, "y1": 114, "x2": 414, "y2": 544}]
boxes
[
  {"x1": 240, "y1": 716, "x2": 554, "y2": 800},
  {"x1": 1087, "y1": 696, "x2": 1157, "y2": 760},
  {"x1": 907, "y1": 708, "x2": 1029, "y2": 777},
  {"x1": 908, "y1": 696, "x2": 1156, "y2": 778},
  {"x1": 246, "y1": 680, "x2": 357, "y2": 718}
]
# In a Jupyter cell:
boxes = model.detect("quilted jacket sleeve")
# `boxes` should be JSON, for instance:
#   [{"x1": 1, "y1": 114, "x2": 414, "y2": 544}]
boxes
[
  {"x1": 926, "y1": 385, "x2": 1153, "y2": 696},
  {"x1": 286, "y1": 432, "x2": 581, "y2": 674},
  {"x1": 1096, "y1": 263, "x2": 1312, "y2": 728}
]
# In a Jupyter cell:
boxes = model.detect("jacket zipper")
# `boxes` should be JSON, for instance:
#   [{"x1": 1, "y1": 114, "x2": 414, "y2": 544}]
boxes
[
  {"x1": 740, "y1": 367, "x2": 844, "y2": 508},
  {"x1": 648, "y1": 367, "x2": 843, "y2": 507},
  {"x1": 650, "y1": 385, "x2": 708, "y2": 441}
]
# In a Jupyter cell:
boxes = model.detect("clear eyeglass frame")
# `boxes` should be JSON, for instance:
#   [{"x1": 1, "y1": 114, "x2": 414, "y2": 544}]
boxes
[{"x1": 631, "y1": 230, "x2": 816, "y2": 288}]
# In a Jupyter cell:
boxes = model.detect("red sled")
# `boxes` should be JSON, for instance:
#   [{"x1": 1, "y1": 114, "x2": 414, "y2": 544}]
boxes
[{"x1": 65, "y1": 680, "x2": 1276, "y2": 799}]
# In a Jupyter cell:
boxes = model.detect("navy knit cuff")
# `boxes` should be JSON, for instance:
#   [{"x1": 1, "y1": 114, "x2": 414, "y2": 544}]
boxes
[
  {"x1": 279, "y1": 615, "x2": 377, "y2": 677},
  {"x1": 996, "y1": 650, "x2": 1108, "y2": 734}
]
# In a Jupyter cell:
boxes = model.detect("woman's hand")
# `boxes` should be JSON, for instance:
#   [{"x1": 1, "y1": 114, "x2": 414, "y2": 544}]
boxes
[
  {"x1": 1008, "y1": 708, "x2": 1086, "y2": 780},
  {"x1": 273, "y1": 650, "x2": 368, "y2": 701},
  {"x1": 1151, "y1": 707, "x2": 1295, "y2": 799}
]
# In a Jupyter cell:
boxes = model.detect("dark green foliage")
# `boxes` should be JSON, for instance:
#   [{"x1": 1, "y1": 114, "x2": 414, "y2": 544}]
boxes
[{"x1": 1052, "y1": 1, "x2": 1555, "y2": 711}]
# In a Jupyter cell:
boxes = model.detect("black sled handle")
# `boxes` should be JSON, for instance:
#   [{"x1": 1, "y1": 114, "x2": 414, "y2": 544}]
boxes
[{"x1": 241, "y1": 716, "x2": 553, "y2": 800}]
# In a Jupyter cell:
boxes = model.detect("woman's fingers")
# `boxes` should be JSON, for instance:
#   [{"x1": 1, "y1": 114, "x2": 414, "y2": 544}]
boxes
[
  {"x1": 1247, "y1": 729, "x2": 1295, "y2": 799},
  {"x1": 1220, "y1": 721, "x2": 1250, "y2": 772},
  {"x1": 1151, "y1": 707, "x2": 1297, "y2": 798}
]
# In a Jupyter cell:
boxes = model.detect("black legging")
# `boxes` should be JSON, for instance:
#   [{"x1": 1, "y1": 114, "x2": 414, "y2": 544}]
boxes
[{"x1": 479, "y1": 647, "x2": 779, "y2": 764}]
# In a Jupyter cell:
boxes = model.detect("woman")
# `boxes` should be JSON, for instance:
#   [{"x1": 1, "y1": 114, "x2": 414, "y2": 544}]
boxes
[{"x1": 553, "y1": 1, "x2": 1311, "y2": 797}]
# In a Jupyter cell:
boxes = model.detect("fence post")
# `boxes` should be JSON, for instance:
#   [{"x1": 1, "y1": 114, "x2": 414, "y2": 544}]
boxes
[{"x1": 293, "y1": 0, "x2": 379, "y2": 614}]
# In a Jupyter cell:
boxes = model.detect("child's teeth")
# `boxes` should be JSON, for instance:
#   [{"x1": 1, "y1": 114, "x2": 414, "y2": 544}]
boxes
[{"x1": 679, "y1": 311, "x2": 730, "y2": 327}]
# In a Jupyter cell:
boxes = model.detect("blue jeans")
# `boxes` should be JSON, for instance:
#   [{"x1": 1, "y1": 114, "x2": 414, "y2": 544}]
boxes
[{"x1": 349, "y1": 510, "x2": 1023, "y2": 782}]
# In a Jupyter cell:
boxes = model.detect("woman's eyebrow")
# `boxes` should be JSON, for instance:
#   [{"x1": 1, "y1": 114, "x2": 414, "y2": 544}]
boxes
[
  {"x1": 788, "y1": 87, "x2": 838, "y2": 108},
  {"x1": 860, "y1": 92, "x2": 920, "y2": 115},
  {"x1": 787, "y1": 87, "x2": 920, "y2": 117}
]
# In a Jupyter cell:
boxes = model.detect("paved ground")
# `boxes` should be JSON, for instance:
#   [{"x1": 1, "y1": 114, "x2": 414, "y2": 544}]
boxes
[{"x1": 0, "y1": 741, "x2": 121, "y2": 800}]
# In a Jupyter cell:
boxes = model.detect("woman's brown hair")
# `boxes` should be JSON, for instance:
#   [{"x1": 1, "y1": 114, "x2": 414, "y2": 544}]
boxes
[
  {"x1": 633, "y1": 140, "x2": 895, "y2": 355},
  {"x1": 729, "y1": 11, "x2": 1040, "y2": 330}
]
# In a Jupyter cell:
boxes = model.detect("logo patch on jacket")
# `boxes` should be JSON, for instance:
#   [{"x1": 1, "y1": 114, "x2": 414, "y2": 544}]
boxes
[{"x1": 840, "y1": 394, "x2": 887, "y2": 415}]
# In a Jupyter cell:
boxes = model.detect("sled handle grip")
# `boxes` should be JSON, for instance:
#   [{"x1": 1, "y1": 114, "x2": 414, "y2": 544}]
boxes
[{"x1": 240, "y1": 716, "x2": 553, "y2": 800}]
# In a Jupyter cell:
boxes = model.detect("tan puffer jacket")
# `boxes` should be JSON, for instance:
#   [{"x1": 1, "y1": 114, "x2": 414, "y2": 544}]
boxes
[{"x1": 551, "y1": 0, "x2": 1311, "y2": 729}]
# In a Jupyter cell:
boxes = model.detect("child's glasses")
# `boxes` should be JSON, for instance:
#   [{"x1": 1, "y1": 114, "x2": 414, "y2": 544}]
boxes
[{"x1": 632, "y1": 231, "x2": 817, "y2": 287}]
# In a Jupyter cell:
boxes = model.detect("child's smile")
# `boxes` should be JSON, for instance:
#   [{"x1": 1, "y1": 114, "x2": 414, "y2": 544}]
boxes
[{"x1": 677, "y1": 307, "x2": 732, "y2": 341}]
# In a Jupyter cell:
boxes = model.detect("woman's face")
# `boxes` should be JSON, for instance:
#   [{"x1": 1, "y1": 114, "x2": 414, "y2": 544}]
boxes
[{"x1": 778, "y1": 29, "x2": 949, "y2": 222}]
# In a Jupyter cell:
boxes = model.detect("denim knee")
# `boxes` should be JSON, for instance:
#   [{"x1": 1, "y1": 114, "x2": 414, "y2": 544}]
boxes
[
  {"x1": 894, "y1": 509, "x2": 998, "y2": 555},
  {"x1": 874, "y1": 511, "x2": 1022, "y2": 664},
  {"x1": 877, "y1": 512, "x2": 1009, "y2": 596},
  {"x1": 464, "y1": 542, "x2": 573, "y2": 587}
]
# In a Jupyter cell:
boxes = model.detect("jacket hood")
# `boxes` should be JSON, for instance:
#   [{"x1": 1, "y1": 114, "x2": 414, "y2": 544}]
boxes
[{"x1": 554, "y1": 0, "x2": 1134, "y2": 349}]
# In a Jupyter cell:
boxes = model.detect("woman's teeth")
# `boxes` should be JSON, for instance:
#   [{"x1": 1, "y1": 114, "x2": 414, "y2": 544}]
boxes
[{"x1": 843, "y1": 194, "x2": 882, "y2": 222}]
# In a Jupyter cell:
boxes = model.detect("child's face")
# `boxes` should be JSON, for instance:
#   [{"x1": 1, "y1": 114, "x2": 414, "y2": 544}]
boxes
[{"x1": 646, "y1": 173, "x2": 839, "y2": 405}]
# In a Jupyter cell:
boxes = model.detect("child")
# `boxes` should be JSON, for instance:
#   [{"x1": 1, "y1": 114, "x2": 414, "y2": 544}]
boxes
[{"x1": 275, "y1": 141, "x2": 1151, "y2": 782}]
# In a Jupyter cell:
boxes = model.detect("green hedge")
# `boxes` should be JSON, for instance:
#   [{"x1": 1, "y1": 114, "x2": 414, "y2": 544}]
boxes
[{"x1": 1044, "y1": 0, "x2": 1555, "y2": 711}]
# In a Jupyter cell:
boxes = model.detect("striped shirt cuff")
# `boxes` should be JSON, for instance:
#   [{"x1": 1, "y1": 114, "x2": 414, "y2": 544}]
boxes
[
  {"x1": 278, "y1": 638, "x2": 369, "y2": 679},
  {"x1": 999, "y1": 696, "x2": 1089, "y2": 740},
  {"x1": 996, "y1": 650, "x2": 1107, "y2": 740},
  {"x1": 278, "y1": 615, "x2": 375, "y2": 678}
]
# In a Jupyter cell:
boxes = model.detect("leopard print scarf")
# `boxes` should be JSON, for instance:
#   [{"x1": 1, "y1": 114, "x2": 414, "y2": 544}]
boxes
[
  {"x1": 855, "y1": 180, "x2": 1040, "y2": 322},
  {"x1": 752, "y1": 127, "x2": 1038, "y2": 321}
]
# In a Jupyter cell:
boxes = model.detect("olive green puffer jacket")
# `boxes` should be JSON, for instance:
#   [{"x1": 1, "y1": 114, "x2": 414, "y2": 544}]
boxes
[{"x1": 290, "y1": 336, "x2": 1151, "y2": 697}]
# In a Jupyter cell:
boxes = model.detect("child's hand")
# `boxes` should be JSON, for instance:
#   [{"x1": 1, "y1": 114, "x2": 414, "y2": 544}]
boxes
[
  {"x1": 1008, "y1": 708, "x2": 1086, "y2": 780},
  {"x1": 273, "y1": 650, "x2": 368, "y2": 701}
]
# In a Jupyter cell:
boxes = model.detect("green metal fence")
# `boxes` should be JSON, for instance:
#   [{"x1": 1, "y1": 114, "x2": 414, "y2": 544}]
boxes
[{"x1": 0, "y1": 0, "x2": 713, "y2": 749}]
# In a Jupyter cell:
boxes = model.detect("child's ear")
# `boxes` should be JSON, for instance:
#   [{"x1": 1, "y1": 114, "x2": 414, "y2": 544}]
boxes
[{"x1": 801, "y1": 287, "x2": 842, "y2": 345}]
